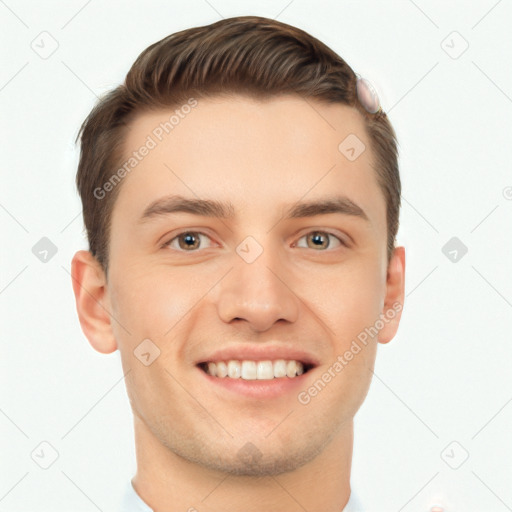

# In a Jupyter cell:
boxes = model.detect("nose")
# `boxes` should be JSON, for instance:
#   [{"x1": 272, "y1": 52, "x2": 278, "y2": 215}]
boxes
[{"x1": 216, "y1": 242, "x2": 300, "y2": 332}]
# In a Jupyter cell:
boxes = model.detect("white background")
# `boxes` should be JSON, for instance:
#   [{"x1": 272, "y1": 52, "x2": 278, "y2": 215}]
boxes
[{"x1": 1, "y1": 0, "x2": 511, "y2": 511}]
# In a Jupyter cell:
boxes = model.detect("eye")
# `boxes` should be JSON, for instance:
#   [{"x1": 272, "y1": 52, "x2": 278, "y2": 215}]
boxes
[
  {"x1": 162, "y1": 229, "x2": 348, "y2": 253},
  {"x1": 294, "y1": 230, "x2": 347, "y2": 251},
  {"x1": 163, "y1": 231, "x2": 214, "y2": 251}
]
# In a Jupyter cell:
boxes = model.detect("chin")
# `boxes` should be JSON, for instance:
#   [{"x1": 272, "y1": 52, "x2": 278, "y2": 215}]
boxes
[{"x1": 167, "y1": 433, "x2": 331, "y2": 477}]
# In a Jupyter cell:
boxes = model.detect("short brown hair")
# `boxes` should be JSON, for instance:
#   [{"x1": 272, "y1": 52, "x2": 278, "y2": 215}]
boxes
[{"x1": 75, "y1": 15, "x2": 400, "y2": 276}]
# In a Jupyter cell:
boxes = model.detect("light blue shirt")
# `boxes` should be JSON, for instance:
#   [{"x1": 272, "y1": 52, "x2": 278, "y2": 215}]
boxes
[{"x1": 119, "y1": 479, "x2": 365, "y2": 511}]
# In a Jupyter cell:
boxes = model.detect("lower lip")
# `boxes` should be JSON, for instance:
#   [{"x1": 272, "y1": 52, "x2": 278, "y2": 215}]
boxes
[{"x1": 197, "y1": 366, "x2": 312, "y2": 399}]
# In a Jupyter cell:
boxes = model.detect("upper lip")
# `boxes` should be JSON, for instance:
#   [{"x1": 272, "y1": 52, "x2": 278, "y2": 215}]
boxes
[{"x1": 197, "y1": 344, "x2": 320, "y2": 368}]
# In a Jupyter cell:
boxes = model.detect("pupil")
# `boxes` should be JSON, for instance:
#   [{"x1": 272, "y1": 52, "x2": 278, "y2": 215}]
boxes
[
  {"x1": 182, "y1": 233, "x2": 198, "y2": 249},
  {"x1": 312, "y1": 232, "x2": 326, "y2": 248}
]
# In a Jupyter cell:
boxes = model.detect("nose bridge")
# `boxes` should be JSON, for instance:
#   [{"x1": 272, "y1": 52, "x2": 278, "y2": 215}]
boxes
[{"x1": 216, "y1": 236, "x2": 299, "y2": 331}]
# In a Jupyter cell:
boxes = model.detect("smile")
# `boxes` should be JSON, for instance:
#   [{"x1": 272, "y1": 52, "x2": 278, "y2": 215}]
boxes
[{"x1": 199, "y1": 359, "x2": 313, "y2": 380}]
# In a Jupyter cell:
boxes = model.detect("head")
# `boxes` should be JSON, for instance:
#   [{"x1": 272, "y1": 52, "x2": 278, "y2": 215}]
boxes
[{"x1": 72, "y1": 15, "x2": 405, "y2": 477}]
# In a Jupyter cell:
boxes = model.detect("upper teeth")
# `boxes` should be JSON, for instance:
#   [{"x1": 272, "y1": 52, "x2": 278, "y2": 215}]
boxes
[{"x1": 205, "y1": 360, "x2": 305, "y2": 380}]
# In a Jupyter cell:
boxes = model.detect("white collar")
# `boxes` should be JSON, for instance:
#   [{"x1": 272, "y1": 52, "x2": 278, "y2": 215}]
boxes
[
  {"x1": 343, "y1": 486, "x2": 365, "y2": 511},
  {"x1": 119, "y1": 480, "x2": 153, "y2": 512},
  {"x1": 120, "y1": 479, "x2": 364, "y2": 511}
]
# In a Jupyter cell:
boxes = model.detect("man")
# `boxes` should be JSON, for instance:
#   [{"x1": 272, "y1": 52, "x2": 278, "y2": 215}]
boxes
[{"x1": 71, "y1": 15, "x2": 405, "y2": 512}]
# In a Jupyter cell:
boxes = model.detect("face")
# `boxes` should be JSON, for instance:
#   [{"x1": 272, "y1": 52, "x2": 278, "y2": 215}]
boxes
[{"x1": 81, "y1": 94, "x2": 404, "y2": 476}]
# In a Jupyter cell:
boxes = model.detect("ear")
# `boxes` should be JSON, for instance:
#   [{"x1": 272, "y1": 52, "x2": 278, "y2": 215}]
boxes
[
  {"x1": 378, "y1": 246, "x2": 405, "y2": 344},
  {"x1": 70, "y1": 250, "x2": 118, "y2": 354}
]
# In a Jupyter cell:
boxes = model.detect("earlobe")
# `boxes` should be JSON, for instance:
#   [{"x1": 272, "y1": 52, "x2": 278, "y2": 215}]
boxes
[
  {"x1": 70, "y1": 250, "x2": 118, "y2": 354},
  {"x1": 378, "y1": 246, "x2": 406, "y2": 345}
]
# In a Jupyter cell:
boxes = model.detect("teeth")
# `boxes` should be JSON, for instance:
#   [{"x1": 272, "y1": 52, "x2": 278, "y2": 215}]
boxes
[
  {"x1": 257, "y1": 361, "x2": 274, "y2": 380},
  {"x1": 286, "y1": 360, "x2": 297, "y2": 378},
  {"x1": 228, "y1": 360, "x2": 241, "y2": 378},
  {"x1": 273, "y1": 359, "x2": 287, "y2": 378},
  {"x1": 203, "y1": 359, "x2": 308, "y2": 379},
  {"x1": 241, "y1": 360, "x2": 257, "y2": 379},
  {"x1": 207, "y1": 362, "x2": 217, "y2": 377},
  {"x1": 216, "y1": 361, "x2": 228, "y2": 378}
]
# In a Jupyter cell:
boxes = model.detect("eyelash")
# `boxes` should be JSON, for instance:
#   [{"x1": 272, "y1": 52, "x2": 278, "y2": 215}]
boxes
[{"x1": 161, "y1": 230, "x2": 348, "y2": 252}]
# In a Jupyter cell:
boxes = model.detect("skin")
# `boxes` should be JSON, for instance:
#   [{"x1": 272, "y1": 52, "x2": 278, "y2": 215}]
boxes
[{"x1": 71, "y1": 94, "x2": 405, "y2": 512}]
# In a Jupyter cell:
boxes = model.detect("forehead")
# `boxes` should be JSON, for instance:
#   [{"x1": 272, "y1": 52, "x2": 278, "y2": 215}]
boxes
[{"x1": 113, "y1": 94, "x2": 385, "y2": 231}]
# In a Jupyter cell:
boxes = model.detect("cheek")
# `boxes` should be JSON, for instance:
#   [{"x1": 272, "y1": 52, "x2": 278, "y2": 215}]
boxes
[
  {"x1": 324, "y1": 263, "x2": 382, "y2": 402},
  {"x1": 109, "y1": 260, "x2": 213, "y2": 348},
  {"x1": 108, "y1": 263, "x2": 176, "y2": 340},
  {"x1": 313, "y1": 261, "x2": 385, "y2": 333}
]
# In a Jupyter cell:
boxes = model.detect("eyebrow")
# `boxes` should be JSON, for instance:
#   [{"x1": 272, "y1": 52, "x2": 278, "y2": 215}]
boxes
[{"x1": 138, "y1": 194, "x2": 369, "y2": 223}]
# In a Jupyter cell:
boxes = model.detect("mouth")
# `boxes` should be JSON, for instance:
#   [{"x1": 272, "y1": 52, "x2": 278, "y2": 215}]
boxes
[
  {"x1": 197, "y1": 359, "x2": 315, "y2": 380},
  {"x1": 195, "y1": 346, "x2": 319, "y2": 399}
]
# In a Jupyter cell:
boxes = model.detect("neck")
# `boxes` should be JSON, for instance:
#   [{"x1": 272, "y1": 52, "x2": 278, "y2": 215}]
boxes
[{"x1": 131, "y1": 414, "x2": 353, "y2": 512}]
